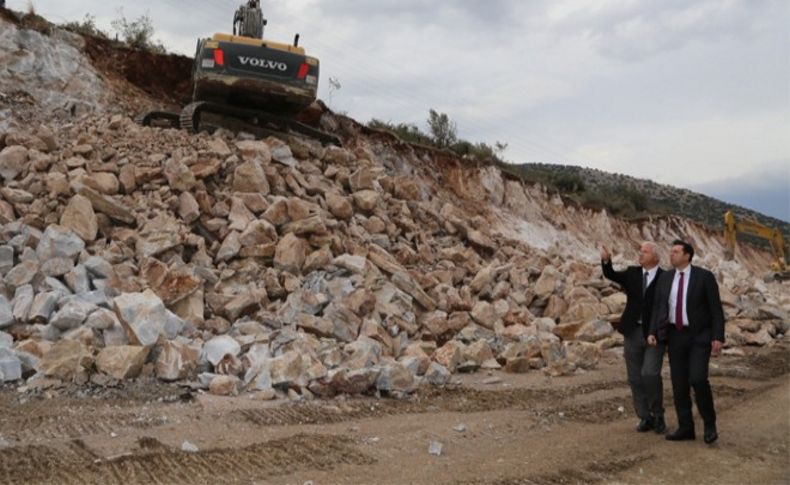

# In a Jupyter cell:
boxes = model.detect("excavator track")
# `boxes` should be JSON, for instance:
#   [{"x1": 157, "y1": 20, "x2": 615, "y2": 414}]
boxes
[
  {"x1": 178, "y1": 101, "x2": 341, "y2": 146},
  {"x1": 134, "y1": 110, "x2": 181, "y2": 129}
]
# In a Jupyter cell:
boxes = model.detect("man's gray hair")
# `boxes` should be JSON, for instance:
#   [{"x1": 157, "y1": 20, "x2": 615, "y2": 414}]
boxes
[{"x1": 641, "y1": 241, "x2": 661, "y2": 262}]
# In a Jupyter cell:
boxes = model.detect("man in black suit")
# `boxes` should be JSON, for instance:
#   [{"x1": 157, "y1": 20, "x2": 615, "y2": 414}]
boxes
[
  {"x1": 601, "y1": 242, "x2": 666, "y2": 434},
  {"x1": 648, "y1": 240, "x2": 725, "y2": 444}
]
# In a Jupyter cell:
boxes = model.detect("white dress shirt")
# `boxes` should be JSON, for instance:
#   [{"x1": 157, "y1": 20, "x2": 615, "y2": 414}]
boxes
[{"x1": 668, "y1": 265, "x2": 691, "y2": 326}]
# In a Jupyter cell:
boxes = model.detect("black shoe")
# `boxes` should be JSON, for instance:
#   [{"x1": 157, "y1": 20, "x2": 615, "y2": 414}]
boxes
[
  {"x1": 653, "y1": 416, "x2": 667, "y2": 434},
  {"x1": 665, "y1": 428, "x2": 695, "y2": 441},
  {"x1": 704, "y1": 425, "x2": 718, "y2": 444},
  {"x1": 636, "y1": 417, "x2": 654, "y2": 432}
]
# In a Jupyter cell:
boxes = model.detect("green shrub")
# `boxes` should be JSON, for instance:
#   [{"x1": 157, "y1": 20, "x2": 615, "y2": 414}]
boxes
[
  {"x1": 111, "y1": 10, "x2": 166, "y2": 53},
  {"x1": 62, "y1": 14, "x2": 108, "y2": 38},
  {"x1": 427, "y1": 109, "x2": 457, "y2": 149},
  {"x1": 367, "y1": 119, "x2": 434, "y2": 146},
  {"x1": 551, "y1": 172, "x2": 586, "y2": 193}
]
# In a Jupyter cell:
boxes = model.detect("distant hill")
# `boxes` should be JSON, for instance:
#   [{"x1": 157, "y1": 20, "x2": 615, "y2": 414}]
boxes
[{"x1": 496, "y1": 162, "x2": 790, "y2": 249}]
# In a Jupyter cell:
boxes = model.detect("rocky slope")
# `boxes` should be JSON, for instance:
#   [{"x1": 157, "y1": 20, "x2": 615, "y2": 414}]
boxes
[{"x1": 0, "y1": 10, "x2": 786, "y2": 398}]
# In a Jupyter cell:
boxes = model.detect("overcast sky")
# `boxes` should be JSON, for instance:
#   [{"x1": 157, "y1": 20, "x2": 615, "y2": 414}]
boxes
[{"x1": 10, "y1": 0, "x2": 790, "y2": 220}]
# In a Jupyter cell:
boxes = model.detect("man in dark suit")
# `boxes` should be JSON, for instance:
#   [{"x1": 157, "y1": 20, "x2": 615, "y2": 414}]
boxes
[
  {"x1": 601, "y1": 242, "x2": 666, "y2": 434},
  {"x1": 648, "y1": 240, "x2": 725, "y2": 444}
]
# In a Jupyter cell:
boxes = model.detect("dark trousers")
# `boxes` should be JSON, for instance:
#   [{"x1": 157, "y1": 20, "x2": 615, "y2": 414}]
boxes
[
  {"x1": 667, "y1": 327, "x2": 717, "y2": 431},
  {"x1": 624, "y1": 328, "x2": 665, "y2": 419}
]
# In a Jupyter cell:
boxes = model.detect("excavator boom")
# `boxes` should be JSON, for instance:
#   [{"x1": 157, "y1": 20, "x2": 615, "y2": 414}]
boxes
[{"x1": 233, "y1": 0, "x2": 267, "y2": 39}]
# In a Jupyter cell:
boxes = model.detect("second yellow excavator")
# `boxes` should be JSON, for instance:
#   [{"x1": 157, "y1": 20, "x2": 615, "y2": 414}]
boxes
[{"x1": 724, "y1": 210, "x2": 788, "y2": 280}]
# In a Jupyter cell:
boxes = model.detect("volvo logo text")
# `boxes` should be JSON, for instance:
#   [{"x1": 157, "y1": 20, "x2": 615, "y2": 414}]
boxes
[{"x1": 238, "y1": 56, "x2": 288, "y2": 71}]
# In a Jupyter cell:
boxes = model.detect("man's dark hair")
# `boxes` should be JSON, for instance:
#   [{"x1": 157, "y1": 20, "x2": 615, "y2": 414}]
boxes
[{"x1": 672, "y1": 239, "x2": 694, "y2": 262}]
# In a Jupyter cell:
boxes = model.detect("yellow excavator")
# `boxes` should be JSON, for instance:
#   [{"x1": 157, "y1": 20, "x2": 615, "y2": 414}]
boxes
[
  {"x1": 724, "y1": 210, "x2": 789, "y2": 280},
  {"x1": 137, "y1": 0, "x2": 339, "y2": 145}
]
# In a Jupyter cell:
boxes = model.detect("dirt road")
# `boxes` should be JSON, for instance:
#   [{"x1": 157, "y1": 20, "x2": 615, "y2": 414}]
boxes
[{"x1": 0, "y1": 342, "x2": 787, "y2": 484}]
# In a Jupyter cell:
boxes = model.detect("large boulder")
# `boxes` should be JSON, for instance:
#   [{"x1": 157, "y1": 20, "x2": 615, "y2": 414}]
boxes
[
  {"x1": 163, "y1": 158, "x2": 196, "y2": 192},
  {"x1": 375, "y1": 362, "x2": 415, "y2": 393},
  {"x1": 36, "y1": 225, "x2": 85, "y2": 262},
  {"x1": 38, "y1": 340, "x2": 93, "y2": 381},
  {"x1": 274, "y1": 233, "x2": 309, "y2": 274},
  {"x1": 216, "y1": 231, "x2": 241, "y2": 262},
  {"x1": 534, "y1": 265, "x2": 560, "y2": 298},
  {"x1": 0, "y1": 296, "x2": 13, "y2": 329},
  {"x1": 239, "y1": 219, "x2": 278, "y2": 247},
  {"x1": 156, "y1": 340, "x2": 199, "y2": 381},
  {"x1": 209, "y1": 375, "x2": 241, "y2": 396},
  {"x1": 4, "y1": 260, "x2": 39, "y2": 289},
  {"x1": 233, "y1": 160, "x2": 270, "y2": 194},
  {"x1": 0, "y1": 145, "x2": 28, "y2": 181},
  {"x1": 96, "y1": 346, "x2": 150, "y2": 379},
  {"x1": 50, "y1": 299, "x2": 94, "y2": 331},
  {"x1": 235, "y1": 140, "x2": 272, "y2": 164},
  {"x1": 433, "y1": 340, "x2": 465, "y2": 372},
  {"x1": 563, "y1": 301, "x2": 607, "y2": 323},
  {"x1": 328, "y1": 367, "x2": 380, "y2": 394},
  {"x1": 574, "y1": 319, "x2": 615, "y2": 343},
  {"x1": 269, "y1": 351, "x2": 305, "y2": 389},
  {"x1": 201, "y1": 335, "x2": 241, "y2": 367},
  {"x1": 113, "y1": 290, "x2": 184, "y2": 347},
  {"x1": 326, "y1": 192, "x2": 353, "y2": 220},
  {"x1": 352, "y1": 190, "x2": 379, "y2": 212},
  {"x1": 424, "y1": 362, "x2": 451, "y2": 386},
  {"x1": 28, "y1": 292, "x2": 60, "y2": 323},
  {"x1": 0, "y1": 348, "x2": 22, "y2": 382},
  {"x1": 0, "y1": 245, "x2": 13, "y2": 275},
  {"x1": 565, "y1": 341, "x2": 602, "y2": 369},
  {"x1": 470, "y1": 301, "x2": 498, "y2": 329}
]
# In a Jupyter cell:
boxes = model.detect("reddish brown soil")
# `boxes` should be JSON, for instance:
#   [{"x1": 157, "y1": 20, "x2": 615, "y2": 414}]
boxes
[{"x1": 82, "y1": 36, "x2": 194, "y2": 108}]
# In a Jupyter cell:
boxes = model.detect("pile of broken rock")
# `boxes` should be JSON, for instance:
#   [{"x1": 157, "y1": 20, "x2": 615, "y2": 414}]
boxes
[{"x1": 0, "y1": 114, "x2": 786, "y2": 399}]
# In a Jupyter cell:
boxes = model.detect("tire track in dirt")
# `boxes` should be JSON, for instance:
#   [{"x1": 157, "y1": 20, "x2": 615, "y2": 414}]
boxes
[
  {"x1": 0, "y1": 386, "x2": 191, "y2": 443},
  {"x1": 236, "y1": 374, "x2": 767, "y2": 432},
  {"x1": 0, "y1": 411, "x2": 169, "y2": 442},
  {"x1": 238, "y1": 381, "x2": 630, "y2": 428},
  {"x1": 711, "y1": 345, "x2": 790, "y2": 381},
  {"x1": 0, "y1": 433, "x2": 374, "y2": 484},
  {"x1": 488, "y1": 454, "x2": 654, "y2": 485}
]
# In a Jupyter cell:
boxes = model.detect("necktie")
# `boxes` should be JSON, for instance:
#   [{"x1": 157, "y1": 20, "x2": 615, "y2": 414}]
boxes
[
  {"x1": 675, "y1": 272, "x2": 684, "y2": 330},
  {"x1": 642, "y1": 271, "x2": 648, "y2": 297}
]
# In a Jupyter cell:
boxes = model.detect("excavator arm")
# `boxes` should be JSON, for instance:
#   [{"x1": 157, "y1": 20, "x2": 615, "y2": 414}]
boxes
[{"x1": 233, "y1": 0, "x2": 267, "y2": 39}]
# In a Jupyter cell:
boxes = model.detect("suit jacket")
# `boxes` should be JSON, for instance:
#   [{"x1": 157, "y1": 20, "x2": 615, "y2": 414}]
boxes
[
  {"x1": 649, "y1": 266, "x2": 726, "y2": 343},
  {"x1": 601, "y1": 260, "x2": 663, "y2": 338}
]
